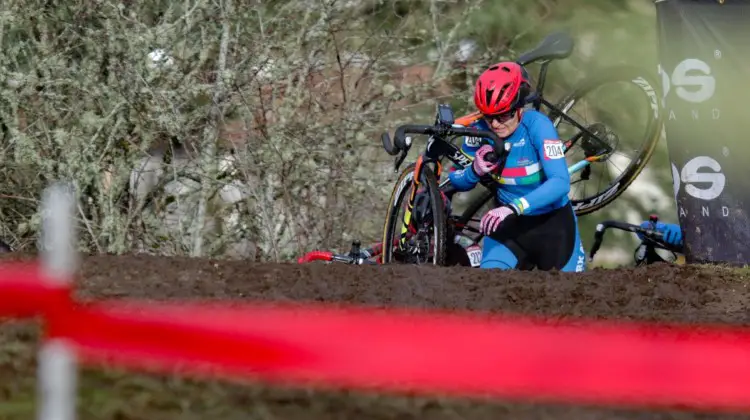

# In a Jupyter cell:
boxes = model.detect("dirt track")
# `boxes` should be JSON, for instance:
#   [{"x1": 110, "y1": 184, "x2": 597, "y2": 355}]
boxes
[{"x1": 1, "y1": 254, "x2": 750, "y2": 419}]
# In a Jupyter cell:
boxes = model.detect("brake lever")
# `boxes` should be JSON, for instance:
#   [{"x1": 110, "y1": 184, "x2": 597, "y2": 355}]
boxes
[
  {"x1": 393, "y1": 136, "x2": 412, "y2": 172},
  {"x1": 394, "y1": 149, "x2": 408, "y2": 172},
  {"x1": 588, "y1": 223, "x2": 606, "y2": 262}
]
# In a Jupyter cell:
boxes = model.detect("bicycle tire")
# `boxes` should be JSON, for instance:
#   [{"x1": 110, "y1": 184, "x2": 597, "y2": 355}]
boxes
[
  {"x1": 381, "y1": 162, "x2": 448, "y2": 266},
  {"x1": 551, "y1": 64, "x2": 664, "y2": 216},
  {"x1": 454, "y1": 65, "x2": 664, "y2": 223}
]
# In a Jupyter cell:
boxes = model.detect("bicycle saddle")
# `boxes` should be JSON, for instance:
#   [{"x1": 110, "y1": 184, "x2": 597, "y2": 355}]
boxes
[{"x1": 517, "y1": 31, "x2": 574, "y2": 66}]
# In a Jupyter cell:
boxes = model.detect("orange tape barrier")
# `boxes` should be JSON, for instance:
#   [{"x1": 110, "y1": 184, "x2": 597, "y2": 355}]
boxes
[{"x1": 1, "y1": 262, "x2": 750, "y2": 413}]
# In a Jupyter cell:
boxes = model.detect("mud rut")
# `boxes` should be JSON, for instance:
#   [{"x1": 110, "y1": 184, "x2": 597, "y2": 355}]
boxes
[{"x1": 1, "y1": 254, "x2": 750, "y2": 419}]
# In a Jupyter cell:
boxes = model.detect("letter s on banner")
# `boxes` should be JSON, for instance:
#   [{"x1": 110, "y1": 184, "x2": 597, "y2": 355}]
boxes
[
  {"x1": 659, "y1": 58, "x2": 716, "y2": 105},
  {"x1": 672, "y1": 156, "x2": 726, "y2": 201}
]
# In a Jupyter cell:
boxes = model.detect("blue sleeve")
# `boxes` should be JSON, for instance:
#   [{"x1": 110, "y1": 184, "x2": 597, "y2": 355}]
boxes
[
  {"x1": 514, "y1": 116, "x2": 570, "y2": 213},
  {"x1": 448, "y1": 165, "x2": 480, "y2": 191},
  {"x1": 448, "y1": 136, "x2": 479, "y2": 191}
]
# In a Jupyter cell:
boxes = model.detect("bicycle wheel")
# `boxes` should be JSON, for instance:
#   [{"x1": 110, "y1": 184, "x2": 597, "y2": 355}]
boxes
[
  {"x1": 381, "y1": 161, "x2": 448, "y2": 265},
  {"x1": 549, "y1": 65, "x2": 664, "y2": 216}
]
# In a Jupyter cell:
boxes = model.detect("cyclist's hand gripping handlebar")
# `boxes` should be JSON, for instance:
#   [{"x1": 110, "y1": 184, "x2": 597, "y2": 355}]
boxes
[
  {"x1": 381, "y1": 124, "x2": 509, "y2": 163},
  {"x1": 589, "y1": 220, "x2": 665, "y2": 262}
]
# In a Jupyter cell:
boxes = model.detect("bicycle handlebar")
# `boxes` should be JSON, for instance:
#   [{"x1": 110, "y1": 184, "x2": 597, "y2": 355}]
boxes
[
  {"x1": 589, "y1": 220, "x2": 665, "y2": 262},
  {"x1": 381, "y1": 124, "x2": 508, "y2": 163}
]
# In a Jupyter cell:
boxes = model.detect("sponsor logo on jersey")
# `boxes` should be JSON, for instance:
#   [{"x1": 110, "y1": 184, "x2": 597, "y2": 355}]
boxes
[{"x1": 517, "y1": 157, "x2": 532, "y2": 166}]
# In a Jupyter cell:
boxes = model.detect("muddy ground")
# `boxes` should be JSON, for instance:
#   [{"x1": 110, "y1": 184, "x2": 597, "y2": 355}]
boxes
[{"x1": 1, "y1": 254, "x2": 750, "y2": 419}]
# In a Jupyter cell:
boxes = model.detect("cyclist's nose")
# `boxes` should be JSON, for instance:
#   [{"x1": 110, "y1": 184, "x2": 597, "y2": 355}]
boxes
[{"x1": 491, "y1": 120, "x2": 506, "y2": 132}]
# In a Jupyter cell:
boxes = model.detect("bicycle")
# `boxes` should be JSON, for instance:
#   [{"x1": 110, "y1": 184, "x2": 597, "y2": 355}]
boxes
[
  {"x1": 297, "y1": 240, "x2": 381, "y2": 265},
  {"x1": 588, "y1": 214, "x2": 684, "y2": 267},
  {"x1": 298, "y1": 31, "x2": 664, "y2": 267}
]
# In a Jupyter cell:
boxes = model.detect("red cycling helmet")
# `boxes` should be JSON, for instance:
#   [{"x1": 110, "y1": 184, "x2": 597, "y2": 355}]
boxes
[{"x1": 473, "y1": 62, "x2": 531, "y2": 116}]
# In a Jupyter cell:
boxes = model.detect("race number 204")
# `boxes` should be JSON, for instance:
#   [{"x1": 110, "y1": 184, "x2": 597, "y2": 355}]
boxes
[{"x1": 543, "y1": 139, "x2": 565, "y2": 160}]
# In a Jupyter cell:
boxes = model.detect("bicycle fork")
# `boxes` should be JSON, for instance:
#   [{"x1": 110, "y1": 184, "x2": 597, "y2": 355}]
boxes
[{"x1": 399, "y1": 156, "x2": 443, "y2": 249}]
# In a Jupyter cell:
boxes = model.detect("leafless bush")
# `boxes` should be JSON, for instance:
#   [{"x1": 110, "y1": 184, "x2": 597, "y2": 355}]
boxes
[{"x1": 0, "y1": 0, "x2": 487, "y2": 260}]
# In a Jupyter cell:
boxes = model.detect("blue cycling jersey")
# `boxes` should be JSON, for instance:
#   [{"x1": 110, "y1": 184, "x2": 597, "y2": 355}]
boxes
[{"x1": 448, "y1": 110, "x2": 571, "y2": 216}]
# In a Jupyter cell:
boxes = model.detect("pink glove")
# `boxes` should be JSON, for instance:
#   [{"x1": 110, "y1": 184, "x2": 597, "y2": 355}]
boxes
[
  {"x1": 472, "y1": 144, "x2": 499, "y2": 176},
  {"x1": 480, "y1": 206, "x2": 516, "y2": 235}
]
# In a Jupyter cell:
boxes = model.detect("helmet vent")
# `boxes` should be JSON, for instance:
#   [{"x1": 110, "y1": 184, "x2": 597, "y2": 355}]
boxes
[
  {"x1": 490, "y1": 84, "x2": 509, "y2": 107},
  {"x1": 484, "y1": 87, "x2": 494, "y2": 107}
]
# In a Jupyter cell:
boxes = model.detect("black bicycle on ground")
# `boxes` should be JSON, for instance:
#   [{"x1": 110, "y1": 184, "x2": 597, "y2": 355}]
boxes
[{"x1": 588, "y1": 215, "x2": 684, "y2": 267}]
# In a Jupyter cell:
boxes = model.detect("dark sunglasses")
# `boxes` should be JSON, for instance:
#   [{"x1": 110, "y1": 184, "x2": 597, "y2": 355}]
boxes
[{"x1": 483, "y1": 110, "x2": 516, "y2": 124}]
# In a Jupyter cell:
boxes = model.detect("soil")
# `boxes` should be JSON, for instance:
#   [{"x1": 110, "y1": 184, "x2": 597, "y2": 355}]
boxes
[{"x1": 1, "y1": 254, "x2": 750, "y2": 419}]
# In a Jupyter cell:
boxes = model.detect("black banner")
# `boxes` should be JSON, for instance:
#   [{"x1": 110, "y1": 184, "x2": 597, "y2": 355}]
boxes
[{"x1": 655, "y1": 0, "x2": 750, "y2": 265}]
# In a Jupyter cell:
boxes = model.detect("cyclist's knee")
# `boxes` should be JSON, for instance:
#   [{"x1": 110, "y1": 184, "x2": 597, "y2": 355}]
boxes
[
  {"x1": 480, "y1": 237, "x2": 518, "y2": 270},
  {"x1": 560, "y1": 233, "x2": 587, "y2": 272}
]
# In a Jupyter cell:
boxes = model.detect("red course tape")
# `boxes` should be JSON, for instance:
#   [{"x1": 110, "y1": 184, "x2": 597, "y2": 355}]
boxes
[
  {"x1": 0, "y1": 262, "x2": 70, "y2": 319},
  {"x1": 44, "y1": 299, "x2": 750, "y2": 412},
  {"x1": 2, "y1": 260, "x2": 749, "y2": 413}
]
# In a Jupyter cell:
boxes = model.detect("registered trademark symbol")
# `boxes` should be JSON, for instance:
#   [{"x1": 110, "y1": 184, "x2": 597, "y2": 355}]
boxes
[{"x1": 714, "y1": 49, "x2": 722, "y2": 59}]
